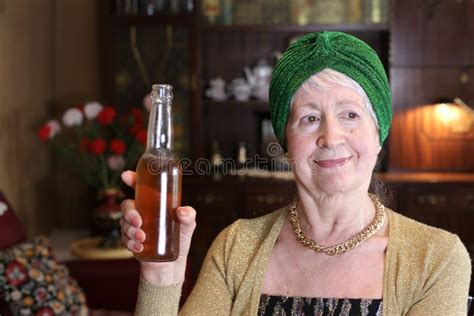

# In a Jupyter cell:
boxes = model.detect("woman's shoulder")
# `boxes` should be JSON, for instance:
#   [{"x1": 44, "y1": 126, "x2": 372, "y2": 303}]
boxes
[
  {"x1": 384, "y1": 209, "x2": 471, "y2": 310},
  {"x1": 388, "y1": 209, "x2": 458, "y2": 244},
  {"x1": 225, "y1": 206, "x2": 288, "y2": 239},
  {"x1": 210, "y1": 206, "x2": 288, "y2": 254},
  {"x1": 387, "y1": 209, "x2": 469, "y2": 266}
]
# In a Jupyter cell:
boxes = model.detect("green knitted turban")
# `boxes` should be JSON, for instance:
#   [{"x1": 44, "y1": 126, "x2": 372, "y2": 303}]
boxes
[{"x1": 269, "y1": 31, "x2": 392, "y2": 146}]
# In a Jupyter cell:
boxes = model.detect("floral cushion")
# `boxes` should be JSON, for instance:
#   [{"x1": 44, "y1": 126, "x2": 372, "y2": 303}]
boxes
[{"x1": 0, "y1": 235, "x2": 88, "y2": 315}]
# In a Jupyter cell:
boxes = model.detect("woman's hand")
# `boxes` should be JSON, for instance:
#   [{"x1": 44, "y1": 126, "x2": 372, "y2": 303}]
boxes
[{"x1": 120, "y1": 170, "x2": 196, "y2": 286}]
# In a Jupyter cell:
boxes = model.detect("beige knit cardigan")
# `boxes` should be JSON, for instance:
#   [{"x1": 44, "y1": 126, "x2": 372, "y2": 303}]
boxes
[{"x1": 135, "y1": 207, "x2": 472, "y2": 316}]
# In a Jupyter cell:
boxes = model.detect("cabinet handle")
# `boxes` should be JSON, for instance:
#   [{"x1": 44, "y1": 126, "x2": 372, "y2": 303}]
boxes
[
  {"x1": 197, "y1": 193, "x2": 224, "y2": 204},
  {"x1": 460, "y1": 73, "x2": 469, "y2": 84},
  {"x1": 416, "y1": 194, "x2": 447, "y2": 206},
  {"x1": 256, "y1": 194, "x2": 286, "y2": 205},
  {"x1": 465, "y1": 194, "x2": 474, "y2": 207}
]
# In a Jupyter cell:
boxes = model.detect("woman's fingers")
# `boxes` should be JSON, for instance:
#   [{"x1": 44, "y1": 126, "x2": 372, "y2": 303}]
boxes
[
  {"x1": 121, "y1": 218, "x2": 145, "y2": 242},
  {"x1": 120, "y1": 198, "x2": 145, "y2": 253},
  {"x1": 120, "y1": 198, "x2": 197, "y2": 261},
  {"x1": 121, "y1": 199, "x2": 142, "y2": 227},
  {"x1": 176, "y1": 206, "x2": 197, "y2": 257},
  {"x1": 121, "y1": 232, "x2": 143, "y2": 253},
  {"x1": 121, "y1": 170, "x2": 137, "y2": 189},
  {"x1": 120, "y1": 222, "x2": 145, "y2": 253}
]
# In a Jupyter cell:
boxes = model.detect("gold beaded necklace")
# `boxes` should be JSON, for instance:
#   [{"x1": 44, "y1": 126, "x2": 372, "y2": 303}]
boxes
[{"x1": 287, "y1": 194, "x2": 386, "y2": 256}]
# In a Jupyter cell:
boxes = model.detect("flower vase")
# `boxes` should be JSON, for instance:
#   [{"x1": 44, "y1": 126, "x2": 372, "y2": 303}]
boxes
[{"x1": 93, "y1": 188, "x2": 124, "y2": 248}]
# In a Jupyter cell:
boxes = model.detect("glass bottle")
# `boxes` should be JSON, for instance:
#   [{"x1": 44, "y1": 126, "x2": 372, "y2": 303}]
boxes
[
  {"x1": 211, "y1": 141, "x2": 223, "y2": 179},
  {"x1": 237, "y1": 141, "x2": 247, "y2": 170},
  {"x1": 135, "y1": 84, "x2": 182, "y2": 262}
]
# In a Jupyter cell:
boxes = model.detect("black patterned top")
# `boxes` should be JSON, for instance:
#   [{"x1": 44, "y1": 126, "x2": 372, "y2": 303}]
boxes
[{"x1": 258, "y1": 294, "x2": 383, "y2": 316}]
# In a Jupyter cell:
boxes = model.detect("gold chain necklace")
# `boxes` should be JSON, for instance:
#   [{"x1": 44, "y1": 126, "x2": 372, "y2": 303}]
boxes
[{"x1": 287, "y1": 194, "x2": 385, "y2": 256}]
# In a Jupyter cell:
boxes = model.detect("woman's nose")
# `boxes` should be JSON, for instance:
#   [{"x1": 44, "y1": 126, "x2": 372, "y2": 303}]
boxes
[{"x1": 316, "y1": 118, "x2": 345, "y2": 148}]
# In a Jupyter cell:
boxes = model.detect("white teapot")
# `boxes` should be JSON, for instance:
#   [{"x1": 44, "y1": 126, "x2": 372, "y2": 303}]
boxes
[
  {"x1": 230, "y1": 77, "x2": 252, "y2": 101},
  {"x1": 205, "y1": 77, "x2": 228, "y2": 101},
  {"x1": 244, "y1": 59, "x2": 273, "y2": 101}
]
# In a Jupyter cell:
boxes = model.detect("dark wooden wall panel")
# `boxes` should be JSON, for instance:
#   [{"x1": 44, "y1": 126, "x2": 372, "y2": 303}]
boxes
[
  {"x1": 391, "y1": 0, "x2": 472, "y2": 66},
  {"x1": 390, "y1": 67, "x2": 472, "y2": 110}
]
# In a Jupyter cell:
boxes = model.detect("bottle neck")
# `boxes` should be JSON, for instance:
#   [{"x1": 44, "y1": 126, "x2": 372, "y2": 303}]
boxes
[{"x1": 146, "y1": 98, "x2": 173, "y2": 150}]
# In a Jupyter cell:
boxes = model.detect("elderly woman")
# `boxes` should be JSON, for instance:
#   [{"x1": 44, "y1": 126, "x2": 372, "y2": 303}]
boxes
[{"x1": 120, "y1": 32, "x2": 471, "y2": 315}]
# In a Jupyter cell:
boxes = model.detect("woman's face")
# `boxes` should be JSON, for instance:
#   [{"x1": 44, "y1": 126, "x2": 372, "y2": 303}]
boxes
[{"x1": 285, "y1": 80, "x2": 380, "y2": 196}]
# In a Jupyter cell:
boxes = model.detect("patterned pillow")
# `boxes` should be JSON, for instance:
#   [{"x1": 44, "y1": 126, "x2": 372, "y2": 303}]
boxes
[{"x1": 0, "y1": 235, "x2": 88, "y2": 315}]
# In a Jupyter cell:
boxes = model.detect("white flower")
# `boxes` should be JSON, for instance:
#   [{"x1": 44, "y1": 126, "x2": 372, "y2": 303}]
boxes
[
  {"x1": 46, "y1": 120, "x2": 61, "y2": 138},
  {"x1": 49, "y1": 300, "x2": 65, "y2": 314},
  {"x1": 84, "y1": 101, "x2": 103, "y2": 120},
  {"x1": 20, "y1": 308, "x2": 32, "y2": 315},
  {"x1": 107, "y1": 155, "x2": 125, "y2": 171},
  {"x1": 62, "y1": 108, "x2": 83, "y2": 126},
  {"x1": 0, "y1": 201, "x2": 7, "y2": 216},
  {"x1": 11, "y1": 290, "x2": 22, "y2": 301}
]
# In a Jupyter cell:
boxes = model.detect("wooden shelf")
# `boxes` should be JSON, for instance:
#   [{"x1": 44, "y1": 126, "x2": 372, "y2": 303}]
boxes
[
  {"x1": 204, "y1": 100, "x2": 269, "y2": 111},
  {"x1": 105, "y1": 13, "x2": 196, "y2": 26},
  {"x1": 203, "y1": 23, "x2": 389, "y2": 33},
  {"x1": 377, "y1": 171, "x2": 474, "y2": 184}
]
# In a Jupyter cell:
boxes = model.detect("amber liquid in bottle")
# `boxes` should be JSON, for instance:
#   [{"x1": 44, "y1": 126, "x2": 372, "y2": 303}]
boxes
[{"x1": 134, "y1": 84, "x2": 182, "y2": 262}]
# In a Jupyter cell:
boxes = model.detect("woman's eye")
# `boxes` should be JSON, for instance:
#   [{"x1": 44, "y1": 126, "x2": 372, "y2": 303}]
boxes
[
  {"x1": 303, "y1": 115, "x2": 318, "y2": 123},
  {"x1": 346, "y1": 112, "x2": 359, "y2": 119}
]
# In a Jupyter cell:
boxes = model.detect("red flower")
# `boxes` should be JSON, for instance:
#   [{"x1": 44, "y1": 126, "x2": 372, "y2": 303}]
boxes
[
  {"x1": 88, "y1": 138, "x2": 106, "y2": 155},
  {"x1": 35, "y1": 307, "x2": 55, "y2": 316},
  {"x1": 109, "y1": 139, "x2": 126, "y2": 155},
  {"x1": 79, "y1": 138, "x2": 89, "y2": 152},
  {"x1": 118, "y1": 114, "x2": 129, "y2": 127},
  {"x1": 129, "y1": 108, "x2": 144, "y2": 125},
  {"x1": 136, "y1": 129, "x2": 147, "y2": 145},
  {"x1": 37, "y1": 125, "x2": 51, "y2": 141},
  {"x1": 128, "y1": 125, "x2": 140, "y2": 136},
  {"x1": 5, "y1": 261, "x2": 29, "y2": 286},
  {"x1": 96, "y1": 106, "x2": 117, "y2": 125}
]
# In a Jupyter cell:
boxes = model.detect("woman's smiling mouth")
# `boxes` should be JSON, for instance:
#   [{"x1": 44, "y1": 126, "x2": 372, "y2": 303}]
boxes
[{"x1": 314, "y1": 156, "x2": 352, "y2": 168}]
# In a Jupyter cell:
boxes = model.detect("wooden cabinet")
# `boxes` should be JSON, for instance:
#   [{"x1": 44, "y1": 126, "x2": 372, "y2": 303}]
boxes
[
  {"x1": 182, "y1": 179, "x2": 239, "y2": 268},
  {"x1": 243, "y1": 181, "x2": 295, "y2": 218},
  {"x1": 183, "y1": 173, "x2": 474, "y2": 292},
  {"x1": 390, "y1": 0, "x2": 474, "y2": 108},
  {"x1": 99, "y1": 1, "x2": 390, "y2": 161},
  {"x1": 201, "y1": 25, "x2": 389, "y2": 159},
  {"x1": 182, "y1": 175, "x2": 294, "y2": 277},
  {"x1": 391, "y1": 0, "x2": 474, "y2": 67},
  {"x1": 99, "y1": 2, "x2": 201, "y2": 158},
  {"x1": 99, "y1": 1, "x2": 474, "y2": 293},
  {"x1": 385, "y1": 173, "x2": 474, "y2": 295},
  {"x1": 389, "y1": 0, "x2": 474, "y2": 172},
  {"x1": 381, "y1": 172, "x2": 474, "y2": 291},
  {"x1": 401, "y1": 183, "x2": 474, "y2": 235},
  {"x1": 390, "y1": 67, "x2": 473, "y2": 110}
]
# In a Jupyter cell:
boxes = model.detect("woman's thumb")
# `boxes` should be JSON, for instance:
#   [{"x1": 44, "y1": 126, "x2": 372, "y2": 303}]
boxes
[{"x1": 177, "y1": 206, "x2": 196, "y2": 256}]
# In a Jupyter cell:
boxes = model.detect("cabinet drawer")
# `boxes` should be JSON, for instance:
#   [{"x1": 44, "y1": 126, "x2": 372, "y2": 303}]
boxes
[
  {"x1": 183, "y1": 182, "x2": 241, "y2": 210},
  {"x1": 244, "y1": 183, "x2": 295, "y2": 218},
  {"x1": 186, "y1": 191, "x2": 233, "y2": 209},
  {"x1": 406, "y1": 185, "x2": 474, "y2": 212}
]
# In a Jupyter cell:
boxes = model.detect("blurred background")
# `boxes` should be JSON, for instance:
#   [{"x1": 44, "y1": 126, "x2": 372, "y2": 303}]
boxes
[{"x1": 0, "y1": 0, "x2": 473, "y2": 312}]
